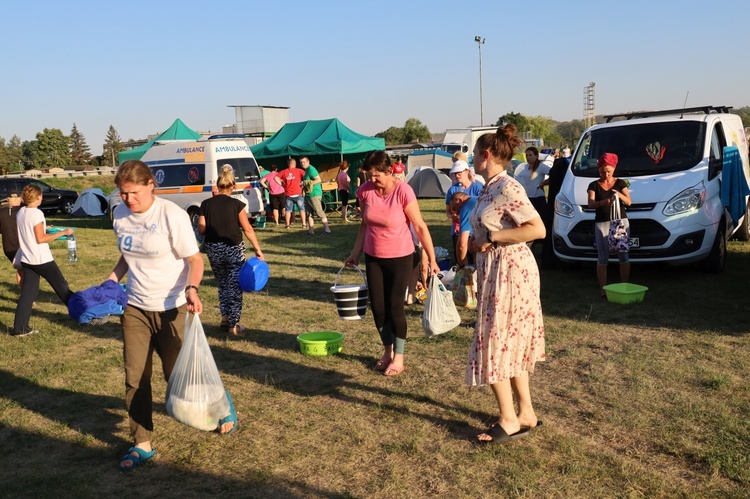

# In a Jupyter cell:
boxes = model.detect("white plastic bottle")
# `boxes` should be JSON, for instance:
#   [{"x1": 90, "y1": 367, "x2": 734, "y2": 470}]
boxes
[{"x1": 67, "y1": 233, "x2": 78, "y2": 262}]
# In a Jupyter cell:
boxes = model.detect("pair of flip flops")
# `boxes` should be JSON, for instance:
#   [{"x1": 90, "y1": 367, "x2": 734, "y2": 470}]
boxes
[
  {"x1": 478, "y1": 421, "x2": 543, "y2": 444},
  {"x1": 119, "y1": 446, "x2": 156, "y2": 471},
  {"x1": 373, "y1": 358, "x2": 404, "y2": 376},
  {"x1": 218, "y1": 390, "x2": 238, "y2": 435}
]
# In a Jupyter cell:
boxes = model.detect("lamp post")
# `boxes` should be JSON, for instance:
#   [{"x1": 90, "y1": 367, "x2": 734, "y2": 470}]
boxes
[{"x1": 474, "y1": 35, "x2": 485, "y2": 126}]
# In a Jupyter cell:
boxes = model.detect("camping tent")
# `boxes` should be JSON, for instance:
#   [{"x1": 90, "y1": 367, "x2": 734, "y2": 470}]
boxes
[
  {"x1": 250, "y1": 118, "x2": 385, "y2": 161},
  {"x1": 406, "y1": 149, "x2": 453, "y2": 175},
  {"x1": 118, "y1": 119, "x2": 202, "y2": 163},
  {"x1": 71, "y1": 188, "x2": 108, "y2": 217},
  {"x1": 408, "y1": 168, "x2": 452, "y2": 198}
]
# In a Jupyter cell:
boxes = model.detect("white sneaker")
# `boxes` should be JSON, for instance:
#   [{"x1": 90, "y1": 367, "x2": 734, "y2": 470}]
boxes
[{"x1": 11, "y1": 328, "x2": 38, "y2": 337}]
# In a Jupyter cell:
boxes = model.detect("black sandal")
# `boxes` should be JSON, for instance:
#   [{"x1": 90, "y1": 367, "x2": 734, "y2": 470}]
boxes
[{"x1": 477, "y1": 423, "x2": 530, "y2": 444}]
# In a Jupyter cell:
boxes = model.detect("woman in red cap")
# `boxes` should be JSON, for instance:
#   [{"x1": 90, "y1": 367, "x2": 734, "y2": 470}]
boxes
[{"x1": 587, "y1": 152, "x2": 632, "y2": 297}]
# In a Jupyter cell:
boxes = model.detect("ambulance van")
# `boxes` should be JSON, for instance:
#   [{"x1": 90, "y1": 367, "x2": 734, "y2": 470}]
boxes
[
  {"x1": 553, "y1": 106, "x2": 750, "y2": 272},
  {"x1": 111, "y1": 134, "x2": 264, "y2": 232}
]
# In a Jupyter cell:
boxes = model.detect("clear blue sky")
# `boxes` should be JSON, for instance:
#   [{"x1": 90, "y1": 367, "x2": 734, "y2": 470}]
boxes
[{"x1": 2, "y1": 0, "x2": 749, "y2": 155}]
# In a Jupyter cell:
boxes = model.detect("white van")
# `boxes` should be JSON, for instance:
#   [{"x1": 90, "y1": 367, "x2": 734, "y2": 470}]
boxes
[
  {"x1": 111, "y1": 134, "x2": 264, "y2": 229},
  {"x1": 553, "y1": 106, "x2": 750, "y2": 272}
]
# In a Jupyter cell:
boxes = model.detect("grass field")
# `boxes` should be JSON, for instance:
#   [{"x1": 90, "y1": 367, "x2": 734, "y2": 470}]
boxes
[{"x1": 1, "y1": 177, "x2": 748, "y2": 498}]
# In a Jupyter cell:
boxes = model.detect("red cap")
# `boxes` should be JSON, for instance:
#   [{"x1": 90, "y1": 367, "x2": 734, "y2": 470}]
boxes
[{"x1": 597, "y1": 152, "x2": 618, "y2": 168}]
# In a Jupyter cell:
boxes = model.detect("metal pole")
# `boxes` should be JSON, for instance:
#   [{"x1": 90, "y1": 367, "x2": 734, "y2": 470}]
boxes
[{"x1": 475, "y1": 36, "x2": 485, "y2": 126}]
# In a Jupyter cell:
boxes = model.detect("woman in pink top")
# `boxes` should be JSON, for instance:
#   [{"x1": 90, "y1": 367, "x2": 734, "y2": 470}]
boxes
[
  {"x1": 260, "y1": 164, "x2": 286, "y2": 226},
  {"x1": 345, "y1": 151, "x2": 439, "y2": 376},
  {"x1": 336, "y1": 160, "x2": 351, "y2": 222}
]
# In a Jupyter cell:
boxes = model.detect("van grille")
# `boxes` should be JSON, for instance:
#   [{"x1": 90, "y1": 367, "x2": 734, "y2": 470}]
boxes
[
  {"x1": 568, "y1": 219, "x2": 670, "y2": 246},
  {"x1": 580, "y1": 203, "x2": 656, "y2": 213}
]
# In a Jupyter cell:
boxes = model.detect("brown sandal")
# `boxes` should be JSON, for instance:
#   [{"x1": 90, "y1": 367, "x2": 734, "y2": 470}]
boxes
[
  {"x1": 374, "y1": 358, "x2": 390, "y2": 371},
  {"x1": 383, "y1": 363, "x2": 405, "y2": 377},
  {"x1": 228, "y1": 325, "x2": 245, "y2": 335}
]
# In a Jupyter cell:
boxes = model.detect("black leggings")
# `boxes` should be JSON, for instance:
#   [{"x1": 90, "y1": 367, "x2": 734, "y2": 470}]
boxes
[
  {"x1": 14, "y1": 260, "x2": 72, "y2": 333},
  {"x1": 365, "y1": 253, "x2": 412, "y2": 344}
]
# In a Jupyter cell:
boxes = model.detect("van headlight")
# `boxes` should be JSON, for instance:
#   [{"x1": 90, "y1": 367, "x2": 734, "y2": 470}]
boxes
[
  {"x1": 663, "y1": 187, "x2": 705, "y2": 216},
  {"x1": 555, "y1": 194, "x2": 575, "y2": 218}
]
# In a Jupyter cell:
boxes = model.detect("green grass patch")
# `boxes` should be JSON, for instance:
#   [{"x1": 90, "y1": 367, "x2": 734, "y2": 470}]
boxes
[{"x1": 0, "y1": 179, "x2": 748, "y2": 496}]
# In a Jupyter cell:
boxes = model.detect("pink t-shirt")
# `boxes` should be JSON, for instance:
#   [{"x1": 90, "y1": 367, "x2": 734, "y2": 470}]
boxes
[
  {"x1": 336, "y1": 170, "x2": 350, "y2": 191},
  {"x1": 264, "y1": 171, "x2": 285, "y2": 195},
  {"x1": 357, "y1": 180, "x2": 417, "y2": 258}
]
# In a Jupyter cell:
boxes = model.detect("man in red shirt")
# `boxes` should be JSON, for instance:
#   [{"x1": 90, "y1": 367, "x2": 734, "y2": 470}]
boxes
[
  {"x1": 391, "y1": 156, "x2": 406, "y2": 180},
  {"x1": 276, "y1": 158, "x2": 306, "y2": 229}
]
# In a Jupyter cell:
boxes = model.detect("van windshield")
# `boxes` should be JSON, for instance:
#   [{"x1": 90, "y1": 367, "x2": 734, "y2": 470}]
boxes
[
  {"x1": 216, "y1": 157, "x2": 261, "y2": 183},
  {"x1": 570, "y1": 121, "x2": 707, "y2": 177}
]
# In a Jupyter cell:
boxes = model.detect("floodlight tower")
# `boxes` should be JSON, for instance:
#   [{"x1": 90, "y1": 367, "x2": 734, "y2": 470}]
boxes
[
  {"x1": 475, "y1": 36, "x2": 485, "y2": 126},
  {"x1": 584, "y1": 82, "x2": 596, "y2": 128}
]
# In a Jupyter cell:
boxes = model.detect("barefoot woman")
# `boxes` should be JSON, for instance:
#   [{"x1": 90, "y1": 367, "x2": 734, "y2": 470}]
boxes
[{"x1": 345, "y1": 151, "x2": 439, "y2": 376}]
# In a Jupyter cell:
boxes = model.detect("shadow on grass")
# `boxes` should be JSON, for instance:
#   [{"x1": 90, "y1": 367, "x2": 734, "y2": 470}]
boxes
[
  {"x1": 202, "y1": 273, "x2": 362, "y2": 304},
  {"x1": 210, "y1": 339, "x2": 489, "y2": 441},
  {"x1": 540, "y1": 247, "x2": 750, "y2": 336},
  {"x1": 0, "y1": 369, "x2": 126, "y2": 447},
  {"x1": 0, "y1": 424, "x2": 361, "y2": 498}
]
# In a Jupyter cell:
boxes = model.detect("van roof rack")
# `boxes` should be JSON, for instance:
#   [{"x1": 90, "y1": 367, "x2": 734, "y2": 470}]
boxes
[
  {"x1": 204, "y1": 133, "x2": 246, "y2": 140},
  {"x1": 604, "y1": 106, "x2": 733, "y2": 123}
]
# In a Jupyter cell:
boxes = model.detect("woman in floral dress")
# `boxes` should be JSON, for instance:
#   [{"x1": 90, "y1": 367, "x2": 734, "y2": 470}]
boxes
[{"x1": 467, "y1": 124, "x2": 546, "y2": 444}]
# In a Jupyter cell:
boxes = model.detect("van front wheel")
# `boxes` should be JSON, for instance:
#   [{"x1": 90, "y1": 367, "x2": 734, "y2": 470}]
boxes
[{"x1": 703, "y1": 225, "x2": 726, "y2": 273}]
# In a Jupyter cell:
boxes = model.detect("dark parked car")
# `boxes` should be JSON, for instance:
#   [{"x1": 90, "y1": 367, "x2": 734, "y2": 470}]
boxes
[{"x1": 0, "y1": 178, "x2": 79, "y2": 215}]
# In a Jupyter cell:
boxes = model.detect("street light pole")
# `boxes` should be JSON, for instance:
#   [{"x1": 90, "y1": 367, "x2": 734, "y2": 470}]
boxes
[{"x1": 474, "y1": 36, "x2": 485, "y2": 126}]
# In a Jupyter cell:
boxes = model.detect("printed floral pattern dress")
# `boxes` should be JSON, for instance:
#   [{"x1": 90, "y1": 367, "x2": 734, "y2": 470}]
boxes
[{"x1": 466, "y1": 171, "x2": 545, "y2": 386}]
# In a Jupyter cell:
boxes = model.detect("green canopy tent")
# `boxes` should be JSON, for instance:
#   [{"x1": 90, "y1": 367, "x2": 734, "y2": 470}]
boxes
[
  {"x1": 118, "y1": 118, "x2": 202, "y2": 163},
  {"x1": 250, "y1": 118, "x2": 385, "y2": 160},
  {"x1": 250, "y1": 118, "x2": 385, "y2": 209}
]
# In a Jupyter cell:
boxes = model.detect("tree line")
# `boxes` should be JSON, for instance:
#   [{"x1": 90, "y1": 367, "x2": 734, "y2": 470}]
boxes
[
  {"x1": 0, "y1": 124, "x2": 125, "y2": 175},
  {"x1": 5, "y1": 106, "x2": 749, "y2": 174},
  {"x1": 376, "y1": 107, "x2": 750, "y2": 148}
]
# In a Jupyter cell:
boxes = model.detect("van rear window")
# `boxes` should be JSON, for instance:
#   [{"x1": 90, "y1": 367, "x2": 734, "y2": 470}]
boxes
[
  {"x1": 151, "y1": 164, "x2": 205, "y2": 187},
  {"x1": 571, "y1": 121, "x2": 707, "y2": 177}
]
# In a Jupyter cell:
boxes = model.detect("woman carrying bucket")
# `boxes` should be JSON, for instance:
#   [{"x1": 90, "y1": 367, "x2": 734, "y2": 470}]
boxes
[
  {"x1": 198, "y1": 165, "x2": 264, "y2": 335},
  {"x1": 345, "y1": 150, "x2": 439, "y2": 377}
]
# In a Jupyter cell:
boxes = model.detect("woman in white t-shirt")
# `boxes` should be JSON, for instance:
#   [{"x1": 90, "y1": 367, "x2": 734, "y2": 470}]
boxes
[
  {"x1": 513, "y1": 147, "x2": 552, "y2": 217},
  {"x1": 108, "y1": 160, "x2": 236, "y2": 471},
  {"x1": 12, "y1": 184, "x2": 74, "y2": 336}
]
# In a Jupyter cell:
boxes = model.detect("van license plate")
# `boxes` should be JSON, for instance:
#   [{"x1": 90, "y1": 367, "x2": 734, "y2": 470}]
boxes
[{"x1": 629, "y1": 237, "x2": 639, "y2": 248}]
